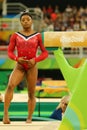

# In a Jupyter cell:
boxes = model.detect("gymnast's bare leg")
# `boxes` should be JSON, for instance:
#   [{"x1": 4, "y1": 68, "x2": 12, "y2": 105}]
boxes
[
  {"x1": 3, "y1": 64, "x2": 25, "y2": 124},
  {"x1": 26, "y1": 65, "x2": 38, "y2": 123}
]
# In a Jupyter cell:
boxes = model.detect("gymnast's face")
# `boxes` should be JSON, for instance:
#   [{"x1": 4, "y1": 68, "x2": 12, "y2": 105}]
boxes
[{"x1": 20, "y1": 14, "x2": 33, "y2": 29}]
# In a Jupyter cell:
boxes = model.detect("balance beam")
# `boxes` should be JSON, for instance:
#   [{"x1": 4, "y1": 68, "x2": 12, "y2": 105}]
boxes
[{"x1": 44, "y1": 31, "x2": 87, "y2": 47}]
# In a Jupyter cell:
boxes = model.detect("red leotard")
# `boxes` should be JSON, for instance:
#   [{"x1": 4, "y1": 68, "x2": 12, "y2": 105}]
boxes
[{"x1": 8, "y1": 32, "x2": 48, "y2": 70}]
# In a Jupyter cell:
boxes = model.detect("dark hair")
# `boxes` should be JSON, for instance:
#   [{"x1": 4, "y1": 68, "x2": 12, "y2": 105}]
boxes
[{"x1": 20, "y1": 11, "x2": 32, "y2": 20}]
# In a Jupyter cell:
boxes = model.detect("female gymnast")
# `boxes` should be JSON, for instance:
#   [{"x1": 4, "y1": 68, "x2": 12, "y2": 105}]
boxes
[{"x1": 3, "y1": 11, "x2": 48, "y2": 124}]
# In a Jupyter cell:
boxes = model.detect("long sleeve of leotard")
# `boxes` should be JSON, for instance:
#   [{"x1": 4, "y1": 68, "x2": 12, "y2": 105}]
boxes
[
  {"x1": 34, "y1": 34, "x2": 48, "y2": 62},
  {"x1": 8, "y1": 34, "x2": 18, "y2": 61}
]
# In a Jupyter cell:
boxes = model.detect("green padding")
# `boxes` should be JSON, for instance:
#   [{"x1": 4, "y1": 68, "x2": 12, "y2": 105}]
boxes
[
  {"x1": 46, "y1": 47, "x2": 58, "y2": 51},
  {"x1": 0, "y1": 102, "x2": 58, "y2": 121},
  {"x1": 0, "y1": 102, "x2": 58, "y2": 112},
  {"x1": 54, "y1": 48, "x2": 87, "y2": 130},
  {"x1": 54, "y1": 48, "x2": 81, "y2": 93}
]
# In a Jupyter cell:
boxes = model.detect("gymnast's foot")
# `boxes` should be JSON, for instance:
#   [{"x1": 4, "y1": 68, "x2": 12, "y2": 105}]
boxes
[
  {"x1": 26, "y1": 118, "x2": 32, "y2": 123},
  {"x1": 3, "y1": 115, "x2": 11, "y2": 124}
]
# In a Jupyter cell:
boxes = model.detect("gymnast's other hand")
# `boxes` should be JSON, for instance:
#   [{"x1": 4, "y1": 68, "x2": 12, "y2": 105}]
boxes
[
  {"x1": 28, "y1": 58, "x2": 36, "y2": 68},
  {"x1": 17, "y1": 57, "x2": 29, "y2": 64}
]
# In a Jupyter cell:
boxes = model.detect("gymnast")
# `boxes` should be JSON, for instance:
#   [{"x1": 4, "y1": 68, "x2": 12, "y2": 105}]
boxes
[{"x1": 3, "y1": 10, "x2": 48, "y2": 124}]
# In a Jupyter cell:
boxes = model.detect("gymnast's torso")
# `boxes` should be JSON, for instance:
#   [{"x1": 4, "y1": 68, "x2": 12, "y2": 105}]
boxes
[
  {"x1": 8, "y1": 32, "x2": 48, "y2": 70},
  {"x1": 8, "y1": 32, "x2": 42, "y2": 60}
]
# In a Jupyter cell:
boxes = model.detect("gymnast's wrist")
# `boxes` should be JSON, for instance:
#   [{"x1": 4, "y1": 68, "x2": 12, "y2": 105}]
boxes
[{"x1": 33, "y1": 58, "x2": 37, "y2": 63}]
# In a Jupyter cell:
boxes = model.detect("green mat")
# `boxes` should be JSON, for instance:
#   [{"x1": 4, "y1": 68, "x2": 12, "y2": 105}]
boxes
[{"x1": 0, "y1": 102, "x2": 58, "y2": 121}]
